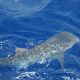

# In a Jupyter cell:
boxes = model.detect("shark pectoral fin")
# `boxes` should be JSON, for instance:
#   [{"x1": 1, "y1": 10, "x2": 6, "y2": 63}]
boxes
[{"x1": 54, "y1": 52, "x2": 64, "y2": 69}]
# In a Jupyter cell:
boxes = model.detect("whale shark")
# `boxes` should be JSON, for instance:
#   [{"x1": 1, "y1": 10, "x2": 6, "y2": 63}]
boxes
[{"x1": 0, "y1": 32, "x2": 79, "y2": 68}]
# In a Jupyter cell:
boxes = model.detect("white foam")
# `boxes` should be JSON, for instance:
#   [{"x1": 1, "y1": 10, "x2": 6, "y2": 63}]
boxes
[{"x1": 15, "y1": 71, "x2": 36, "y2": 79}]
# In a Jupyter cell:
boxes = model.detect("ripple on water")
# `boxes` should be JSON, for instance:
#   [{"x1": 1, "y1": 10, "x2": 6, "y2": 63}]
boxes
[
  {"x1": 0, "y1": 40, "x2": 16, "y2": 58},
  {"x1": 0, "y1": 0, "x2": 51, "y2": 17}
]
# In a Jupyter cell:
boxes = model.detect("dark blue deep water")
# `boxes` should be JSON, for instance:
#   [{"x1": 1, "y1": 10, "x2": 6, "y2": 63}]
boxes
[{"x1": 0, "y1": 0, "x2": 80, "y2": 80}]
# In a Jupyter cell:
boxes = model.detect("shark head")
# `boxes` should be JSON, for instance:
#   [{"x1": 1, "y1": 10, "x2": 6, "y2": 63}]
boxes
[{"x1": 51, "y1": 32, "x2": 79, "y2": 51}]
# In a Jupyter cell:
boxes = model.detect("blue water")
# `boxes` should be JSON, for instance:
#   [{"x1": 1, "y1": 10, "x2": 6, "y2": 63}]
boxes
[{"x1": 0, "y1": 0, "x2": 80, "y2": 80}]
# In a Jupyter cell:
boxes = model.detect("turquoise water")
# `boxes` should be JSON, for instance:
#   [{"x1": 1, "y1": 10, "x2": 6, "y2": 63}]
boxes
[{"x1": 0, "y1": 0, "x2": 80, "y2": 80}]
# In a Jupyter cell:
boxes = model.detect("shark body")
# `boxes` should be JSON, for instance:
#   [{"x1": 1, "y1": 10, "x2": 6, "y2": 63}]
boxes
[{"x1": 0, "y1": 32, "x2": 79, "y2": 68}]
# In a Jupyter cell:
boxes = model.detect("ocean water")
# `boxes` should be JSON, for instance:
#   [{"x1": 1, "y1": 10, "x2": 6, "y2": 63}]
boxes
[{"x1": 0, "y1": 0, "x2": 80, "y2": 80}]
